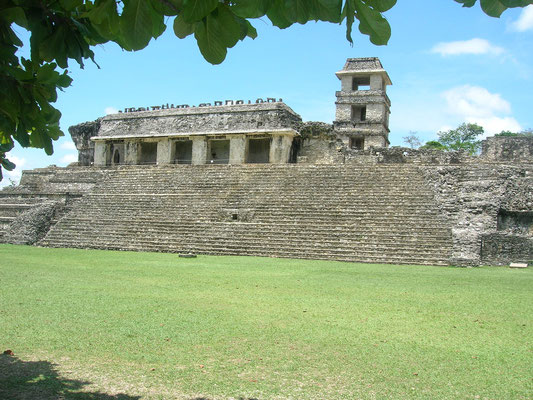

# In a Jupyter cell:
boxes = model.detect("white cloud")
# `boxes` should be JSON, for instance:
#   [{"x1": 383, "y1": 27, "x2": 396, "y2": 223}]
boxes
[
  {"x1": 0, "y1": 156, "x2": 26, "y2": 188},
  {"x1": 511, "y1": 5, "x2": 533, "y2": 32},
  {"x1": 60, "y1": 141, "x2": 76, "y2": 151},
  {"x1": 431, "y1": 38, "x2": 504, "y2": 56},
  {"x1": 442, "y1": 85, "x2": 521, "y2": 137},
  {"x1": 105, "y1": 106, "x2": 119, "y2": 115},
  {"x1": 60, "y1": 154, "x2": 78, "y2": 164}
]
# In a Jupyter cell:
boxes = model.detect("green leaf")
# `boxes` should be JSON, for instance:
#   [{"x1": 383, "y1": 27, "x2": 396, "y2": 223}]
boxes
[
  {"x1": 151, "y1": 0, "x2": 183, "y2": 16},
  {"x1": 231, "y1": 0, "x2": 271, "y2": 18},
  {"x1": 455, "y1": 0, "x2": 477, "y2": 7},
  {"x1": 480, "y1": 0, "x2": 508, "y2": 17},
  {"x1": 182, "y1": 0, "x2": 218, "y2": 23},
  {"x1": 341, "y1": 0, "x2": 356, "y2": 43},
  {"x1": 1, "y1": 157, "x2": 16, "y2": 171},
  {"x1": 353, "y1": 0, "x2": 391, "y2": 45},
  {"x1": 1, "y1": 6, "x2": 28, "y2": 28},
  {"x1": 84, "y1": 0, "x2": 121, "y2": 40},
  {"x1": 365, "y1": 0, "x2": 397, "y2": 12},
  {"x1": 286, "y1": 0, "x2": 311, "y2": 24},
  {"x1": 266, "y1": 0, "x2": 293, "y2": 29},
  {"x1": 173, "y1": 14, "x2": 195, "y2": 39},
  {"x1": 121, "y1": 0, "x2": 164, "y2": 50},
  {"x1": 194, "y1": 4, "x2": 243, "y2": 64},
  {"x1": 59, "y1": 0, "x2": 83, "y2": 11},
  {"x1": 35, "y1": 63, "x2": 59, "y2": 85},
  {"x1": 38, "y1": 26, "x2": 69, "y2": 68}
]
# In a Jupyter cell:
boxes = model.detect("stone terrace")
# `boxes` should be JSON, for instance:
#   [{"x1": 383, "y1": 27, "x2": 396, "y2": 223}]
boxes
[{"x1": 39, "y1": 164, "x2": 453, "y2": 265}]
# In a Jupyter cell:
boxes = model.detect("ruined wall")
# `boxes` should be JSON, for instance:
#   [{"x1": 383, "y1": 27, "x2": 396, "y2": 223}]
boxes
[
  {"x1": 4, "y1": 201, "x2": 64, "y2": 245},
  {"x1": 297, "y1": 122, "x2": 344, "y2": 164},
  {"x1": 482, "y1": 136, "x2": 533, "y2": 162},
  {"x1": 69, "y1": 119, "x2": 100, "y2": 166},
  {"x1": 422, "y1": 164, "x2": 533, "y2": 265},
  {"x1": 17, "y1": 166, "x2": 106, "y2": 194}
]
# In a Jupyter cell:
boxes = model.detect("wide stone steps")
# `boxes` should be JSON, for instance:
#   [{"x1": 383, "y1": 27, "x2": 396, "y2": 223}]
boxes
[
  {"x1": 42, "y1": 238, "x2": 449, "y2": 266},
  {"x1": 41, "y1": 218, "x2": 451, "y2": 239},
  {"x1": 41, "y1": 164, "x2": 453, "y2": 265},
  {"x1": 53, "y1": 215, "x2": 449, "y2": 232}
]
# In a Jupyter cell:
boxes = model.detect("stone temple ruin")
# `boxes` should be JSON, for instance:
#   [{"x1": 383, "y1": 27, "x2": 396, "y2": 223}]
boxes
[{"x1": 0, "y1": 58, "x2": 531, "y2": 266}]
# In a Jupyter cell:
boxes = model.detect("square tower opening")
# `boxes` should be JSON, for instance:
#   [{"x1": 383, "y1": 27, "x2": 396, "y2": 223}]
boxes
[
  {"x1": 351, "y1": 106, "x2": 367, "y2": 122},
  {"x1": 350, "y1": 137, "x2": 365, "y2": 150},
  {"x1": 247, "y1": 138, "x2": 270, "y2": 163},
  {"x1": 352, "y1": 76, "x2": 370, "y2": 91},
  {"x1": 174, "y1": 140, "x2": 192, "y2": 164},
  {"x1": 208, "y1": 139, "x2": 230, "y2": 164}
]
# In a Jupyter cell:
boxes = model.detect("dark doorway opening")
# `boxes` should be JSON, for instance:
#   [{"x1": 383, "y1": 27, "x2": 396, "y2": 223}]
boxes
[
  {"x1": 208, "y1": 139, "x2": 230, "y2": 164},
  {"x1": 175, "y1": 140, "x2": 192, "y2": 164},
  {"x1": 247, "y1": 138, "x2": 270, "y2": 163},
  {"x1": 139, "y1": 142, "x2": 157, "y2": 164},
  {"x1": 350, "y1": 137, "x2": 364, "y2": 150}
]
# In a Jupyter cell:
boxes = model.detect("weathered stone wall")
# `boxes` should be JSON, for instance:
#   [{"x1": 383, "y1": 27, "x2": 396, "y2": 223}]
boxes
[
  {"x1": 4, "y1": 201, "x2": 64, "y2": 245},
  {"x1": 482, "y1": 136, "x2": 533, "y2": 162},
  {"x1": 97, "y1": 103, "x2": 302, "y2": 139},
  {"x1": 422, "y1": 164, "x2": 533, "y2": 266},
  {"x1": 344, "y1": 146, "x2": 474, "y2": 165},
  {"x1": 17, "y1": 166, "x2": 106, "y2": 194},
  {"x1": 69, "y1": 119, "x2": 100, "y2": 166},
  {"x1": 481, "y1": 233, "x2": 533, "y2": 265},
  {"x1": 297, "y1": 122, "x2": 344, "y2": 164}
]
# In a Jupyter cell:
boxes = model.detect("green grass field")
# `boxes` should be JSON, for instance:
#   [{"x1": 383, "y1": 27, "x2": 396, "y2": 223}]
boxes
[{"x1": 1, "y1": 244, "x2": 531, "y2": 399}]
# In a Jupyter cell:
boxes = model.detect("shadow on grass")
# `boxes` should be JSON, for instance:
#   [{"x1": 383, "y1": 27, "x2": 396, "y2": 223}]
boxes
[{"x1": 0, "y1": 354, "x2": 140, "y2": 399}]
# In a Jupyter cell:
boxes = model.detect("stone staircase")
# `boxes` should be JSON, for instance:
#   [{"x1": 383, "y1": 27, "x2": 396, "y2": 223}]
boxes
[
  {"x1": 40, "y1": 164, "x2": 453, "y2": 265},
  {"x1": 0, "y1": 166, "x2": 104, "y2": 241}
]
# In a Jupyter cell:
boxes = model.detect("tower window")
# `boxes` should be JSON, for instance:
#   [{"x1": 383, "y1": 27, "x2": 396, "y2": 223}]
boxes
[
  {"x1": 350, "y1": 137, "x2": 364, "y2": 150},
  {"x1": 351, "y1": 106, "x2": 367, "y2": 122},
  {"x1": 352, "y1": 76, "x2": 370, "y2": 91}
]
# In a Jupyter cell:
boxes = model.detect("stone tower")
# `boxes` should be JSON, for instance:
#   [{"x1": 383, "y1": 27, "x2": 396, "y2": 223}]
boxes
[{"x1": 334, "y1": 57, "x2": 392, "y2": 150}]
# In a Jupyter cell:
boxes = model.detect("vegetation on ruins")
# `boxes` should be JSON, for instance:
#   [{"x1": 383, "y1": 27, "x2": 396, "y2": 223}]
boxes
[
  {"x1": 1, "y1": 1, "x2": 531, "y2": 180},
  {"x1": 402, "y1": 132, "x2": 422, "y2": 149},
  {"x1": 1, "y1": 244, "x2": 531, "y2": 398},
  {"x1": 496, "y1": 129, "x2": 533, "y2": 137},
  {"x1": 421, "y1": 123, "x2": 484, "y2": 155}
]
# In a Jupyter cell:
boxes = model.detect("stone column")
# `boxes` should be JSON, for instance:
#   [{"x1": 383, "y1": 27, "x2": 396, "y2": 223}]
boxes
[
  {"x1": 269, "y1": 134, "x2": 293, "y2": 164},
  {"x1": 191, "y1": 136, "x2": 207, "y2": 165},
  {"x1": 229, "y1": 135, "x2": 246, "y2": 164},
  {"x1": 124, "y1": 140, "x2": 139, "y2": 165},
  {"x1": 93, "y1": 141, "x2": 107, "y2": 166},
  {"x1": 156, "y1": 139, "x2": 172, "y2": 165},
  {"x1": 370, "y1": 74, "x2": 383, "y2": 90}
]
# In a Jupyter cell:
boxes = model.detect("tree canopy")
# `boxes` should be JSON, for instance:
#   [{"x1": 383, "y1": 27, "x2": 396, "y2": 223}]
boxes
[
  {"x1": 421, "y1": 123, "x2": 484, "y2": 155},
  {"x1": 1, "y1": 0, "x2": 532, "y2": 180}
]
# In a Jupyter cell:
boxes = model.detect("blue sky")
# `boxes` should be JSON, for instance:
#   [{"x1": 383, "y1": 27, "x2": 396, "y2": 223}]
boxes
[{"x1": 4, "y1": 2, "x2": 533, "y2": 186}]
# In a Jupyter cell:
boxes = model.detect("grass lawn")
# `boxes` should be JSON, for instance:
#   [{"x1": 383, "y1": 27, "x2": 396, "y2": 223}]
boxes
[{"x1": 0, "y1": 244, "x2": 531, "y2": 399}]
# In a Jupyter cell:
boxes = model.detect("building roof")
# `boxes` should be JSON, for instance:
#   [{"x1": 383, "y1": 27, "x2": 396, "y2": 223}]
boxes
[
  {"x1": 335, "y1": 57, "x2": 392, "y2": 86},
  {"x1": 93, "y1": 101, "x2": 302, "y2": 140}
]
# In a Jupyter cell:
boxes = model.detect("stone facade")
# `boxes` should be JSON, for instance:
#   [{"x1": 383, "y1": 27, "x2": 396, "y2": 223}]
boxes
[
  {"x1": 82, "y1": 101, "x2": 301, "y2": 167},
  {"x1": 2, "y1": 58, "x2": 532, "y2": 267},
  {"x1": 481, "y1": 136, "x2": 533, "y2": 161}
]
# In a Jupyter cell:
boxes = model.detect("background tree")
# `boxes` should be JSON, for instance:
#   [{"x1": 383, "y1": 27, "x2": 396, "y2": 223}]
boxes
[
  {"x1": 422, "y1": 123, "x2": 484, "y2": 155},
  {"x1": 1, "y1": 0, "x2": 531, "y2": 180},
  {"x1": 402, "y1": 132, "x2": 422, "y2": 149},
  {"x1": 420, "y1": 141, "x2": 447, "y2": 151}
]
